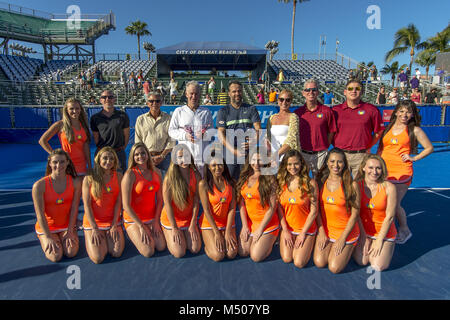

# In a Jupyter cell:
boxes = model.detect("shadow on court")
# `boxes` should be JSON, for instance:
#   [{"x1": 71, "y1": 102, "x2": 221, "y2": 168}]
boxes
[{"x1": 0, "y1": 264, "x2": 66, "y2": 284}]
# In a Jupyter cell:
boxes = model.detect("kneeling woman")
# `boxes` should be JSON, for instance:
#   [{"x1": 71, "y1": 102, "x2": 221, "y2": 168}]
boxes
[
  {"x1": 160, "y1": 146, "x2": 202, "y2": 258},
  {"x1": 198, "y1": 155, "x2": 238, "y2": 261},
  {"x1": 237, "y1": 148, "x2": 280, "y2": 262},
  {"x1": 32, "y1": 149, "x2": 81, "y2": 262},
  {"x1": 122, "y1": 143, "x2": 165, "y2": 257},
  {"x1": 314, "y1": 148, "x2": 360, "y2": 274},
  {"x1": 353, "y1": 154, "x2": 397, "y2": 271},
  {"x1": 277, "y1": 150, "x2": 318, "y2": 268},
  {"x1": 82, "y1": 147, "x2": 125, "y2": 264}
]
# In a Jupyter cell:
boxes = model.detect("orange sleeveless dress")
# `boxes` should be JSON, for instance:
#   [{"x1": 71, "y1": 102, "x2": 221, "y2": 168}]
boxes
[
  {"x1": 35, "y1": 175, "x2": 74, "y2": 235},
  {"x1": 123, "y1": 168, "x2": 161, "y2": 228},
  {"x1": 58, "y1": 126, "x2": 88, "y2": 175},
  {"x1": 359, "y1": 181, "x2": 397, "y2": 241},
  {"x1": 380, "y1": 127, "x2": 413, "y2": 185},
  {"x1": 83, "y1": 171, "x2": 121, "y2": 230},
  {"x1": 240, "y1": 180, "x2": 280, "y2": 236},
  {"x1": 320, "y1": 180, "x2": 359, "y2": 245},
  {"x1": 199, "y1": 180, "x2": 235, "y2": 230},
  {"x1": 279, "y1": 184, "x2": 317, "y2": 235},
  {"x1": 160, "y1": 169, "x2": 197, "y2": 230}
]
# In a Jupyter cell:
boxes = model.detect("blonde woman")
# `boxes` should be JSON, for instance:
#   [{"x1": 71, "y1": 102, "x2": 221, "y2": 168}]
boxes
[
  {"x1": 32, "y1": 149, "x2": 82, "y2": 262},
  {"x1": 121, "y1": 142, "x2": 165, "y2": 257},
  {"x1": 39, "y1": 98, "x2": 91, "y2": 176},
  {"x1": 82, "y1": 147, "x2": 125, "y2": 264},
  {"x1": 266, "y1": 89, "x2": 300, "y2": 160},
  {"x1": 353, "y1": 154, "x2": 397, "y2": 271},
  {"x1": 160, "y1": 146, "x2": 202, "y2": 258}
]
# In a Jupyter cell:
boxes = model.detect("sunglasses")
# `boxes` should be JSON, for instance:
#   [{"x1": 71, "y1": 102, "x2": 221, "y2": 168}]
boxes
[
  {"x1": 148, "y1": 99, "x2": 161, "y2": 104},
  {"x1": 100, "y1": 95, "x2": 115, "y2": 99},
  {"x1": 347, "y1": 87, "x2": 361, "y2": 92},
  {"x1": 278, "y1": 97, "x2": 291, "y2": 103},
  {"x1": 303, "y1": 88, "x2": 318, "y2": 92}
]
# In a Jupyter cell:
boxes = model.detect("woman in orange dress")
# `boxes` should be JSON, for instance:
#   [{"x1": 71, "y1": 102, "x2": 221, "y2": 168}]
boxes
[
  {"x1": 121, "y1": 142, "x2": 165, "y2": 257},
  {"x1": 353, "y1": 154, "x2": 397, "y2": 271},
  {"x1": 198, "y1": 153, "x2": 237, "y2": 261},
  {"x1": 277, "y1": 149, "x2": 318, "y2": 268},
  {"x1": 82, "y1": 147, "x2": 124, "y2": 264},
  {"x1": 237, "y1": 148, "x2": 280, "y2": 262},
  {"x1": 313, "y1": 148, "x2": 360, "y2": 274},
  {"x1": 39, "y1": 98, "x2": 91, "y2": 176},
  {"x1": 378, "y1": 100, "x2": 433, "y2": 244},
  {"x1": 160, "y1": 146, "x2": 202, "y2": 258},
  {"x1": 32, "y1": 149, "x2": 82, "y2": 262}
]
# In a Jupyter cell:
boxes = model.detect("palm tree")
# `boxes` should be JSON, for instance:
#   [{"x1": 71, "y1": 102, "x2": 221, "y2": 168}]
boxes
[
  {"x1": 381, "y1": 61, "x2": 407, "y2": 87},
  {"x1": 415, "y1": 50, "x2": 436, "y2": 80},
  {"x1": 278, "y1": 0, "x2": 309, "y2": 58},
  {"x1": 125, "y1": 20, "x2": 151, "y2": 60},
  {"x1": 385, "y1": 24, "x2": 421, "y2": 73}
]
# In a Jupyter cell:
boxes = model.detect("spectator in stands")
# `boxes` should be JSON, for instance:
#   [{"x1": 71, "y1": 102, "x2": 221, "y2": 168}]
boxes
[
  {"x1": 400, "y1": 92, "x2": 409, "y2": 101},
  {"x1": 32, "y1": 149, "x2": 81, "y2": 262},
  {"x1": 388, "y1": 88, "x2": 399, "y2": 105},
  {"x1": 168, "y1": 81, "x2": 213, "y2": 175},
  {"x1": 348, "y1": 69, "x2": 355, "y2": 80},
  {"x1": 120, "y1": 69, "x2": 127, "y2": 89},
  {"x1": 88, "y1": 96, "x2": 98, "y2": 105},
  {"x1": 415, "y1": 68, "x2": 421, "y2": 80},
  {"x1": 442, "y1": 84, "x2": 450, "y2": 105},
  {"x1": 208, "y1": 76, "x2": 216, "y2": 100},
  {"x1": 410, "y1": 88, "x2": 422, "y2": 104},
  {"x1": 86, "y1": 70, "x2": 92, "y2": 90},
  {"x1": 217, "y1": 80, "x2": 261, "y2": 181},
  {"x1": 217, "y1": 88, "x2": 228, "y2": 105},
  {"x1": 257, "y1": 88, "x2": 266, "y2": 104},
  {"x1": 135, "y1": 91, "x2": 175, "y2": 176},
  {"x1": 277, "y1": 69, "x2": 285, "y2": 82},
  {"x1": 425, "y1": 88, "x2": 439, "y2": 104},
  {"x1": 39, "y1": 98, "x2": 92, "y2": 176},
  {"x1": 90, "y1": 90, "x2": 130, "y2": 172},
  {"x1": 376, "y1": 87, "x2": 387, "y2": 105},
  {"x1": 137, "y1": 70, "x2": 144, "y2": 89},
  {"x1": 405, "y1": 67, "x2": 411, "y2": 84},
  {"x1": 398, "y1": 70, "x2": 408, "y2": 92},
  {"x1": 323, "y1": 88, "x2": 335, "y2": 105},
  {"x1": 410, "y1": 75, "x2": 420, "y2": 90},
  {"x1": 143, "y1": 79, "x2": 151, "y2": 101},
  {"x1": 266, "y1": 89, "x2": 300, "y2": 160},
  {"x1": 169, "y1": 78, "x2": 178, "y2": 104},
  {"x1": 93, "y1": 68, "x2": 101, "y2": 87},
  {"x1": 128, "y1": 72, "x2": 137, "y2": 96},
  {"x1": 332, "y1": 79, "x2": 384, "y2": 177},
  {"x1": 294, "y1": 79, "x2": 337, "y2": 177},
  {"x1": 370, "y1": 65, "x2": 378, "y2": 81},
  {"x1": 268, "y1": 87, "x2": 277, "y2": 103},
  {"x1": 203, "y1": 94, "x2": 213, "y2": 105}
]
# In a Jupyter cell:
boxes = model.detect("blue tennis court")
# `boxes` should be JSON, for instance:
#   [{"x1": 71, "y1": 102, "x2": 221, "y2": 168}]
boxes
[{"x1": 0, "y1": 142, "x2": 449, "y2": 300}]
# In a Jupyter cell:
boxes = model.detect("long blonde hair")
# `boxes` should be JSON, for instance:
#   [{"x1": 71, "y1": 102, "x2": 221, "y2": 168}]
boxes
[
  {"x1": 127, "y1": 142, "x2": 155, "y2": 172},
  {"x1": 163, "y1": 146, "x2": 198, "y2": 210},
  {"x1": 61, "y1": 98, "x2": 90, "y2": 144},
  {"x1": 88, "y1": 147, "x2": 119, "y2": 199}
]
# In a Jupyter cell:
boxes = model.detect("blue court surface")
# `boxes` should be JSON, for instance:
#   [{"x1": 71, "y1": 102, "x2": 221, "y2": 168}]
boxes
[{"x1": 0, "y1": 143, "x2": 449, "y2": 300}]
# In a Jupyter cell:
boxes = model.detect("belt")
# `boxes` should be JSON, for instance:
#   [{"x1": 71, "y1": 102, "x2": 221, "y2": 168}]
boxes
[
  {"x1": 342, "y1": 149, "x2": 366, "y2": 154},
  {"x1": 301, "y1": 149, "x2": 326, "y2": 155}
]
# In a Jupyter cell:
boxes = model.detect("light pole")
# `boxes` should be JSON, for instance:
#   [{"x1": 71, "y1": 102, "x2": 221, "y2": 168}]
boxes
[{"x1": 264, "y1": 40, "x2": 279, "y2": 89}]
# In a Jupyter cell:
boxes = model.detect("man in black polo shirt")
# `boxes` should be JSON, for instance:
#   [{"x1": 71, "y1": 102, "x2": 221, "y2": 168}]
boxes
[
  {"x1": 90, "y1": 90, "x2": 130, "y2": 172},
  {"x1": 217, "y1": 80, "x2": 261, "y2": 180}
]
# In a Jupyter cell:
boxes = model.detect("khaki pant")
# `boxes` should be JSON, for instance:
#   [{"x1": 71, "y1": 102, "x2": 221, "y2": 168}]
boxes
[
  {"x1": 343, "y1": 152, "x2": 366, "y2": 178},
  {"x1": 301, "y1": 150, "x2": 328, "y2": 178}
]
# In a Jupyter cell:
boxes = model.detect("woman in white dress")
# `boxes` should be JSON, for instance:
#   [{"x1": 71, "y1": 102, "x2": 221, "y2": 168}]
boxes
[{"x1": 266, "y1": 89, "x2": 300, "y2": 162}]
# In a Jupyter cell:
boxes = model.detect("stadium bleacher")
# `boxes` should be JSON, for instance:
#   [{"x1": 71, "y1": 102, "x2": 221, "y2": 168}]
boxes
[{"x1": 269, "y1": 59, "x2": 349, "y2": 81}]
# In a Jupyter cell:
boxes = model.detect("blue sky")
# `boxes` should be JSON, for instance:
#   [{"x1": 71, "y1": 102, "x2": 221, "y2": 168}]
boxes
[{"x1": 10, "y1": 0, "x2": 450, "y2": 76}]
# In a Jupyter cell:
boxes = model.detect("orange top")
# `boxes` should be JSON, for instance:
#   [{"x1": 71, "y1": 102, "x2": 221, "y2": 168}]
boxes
[
  {"x1": 199, "y1": 180, "x2": 234, "y2": 230},
  {"x1": 359, "y1": 181, "x2": 397, "y2": 240},
  {"x1": 83, "y1": 171, "x2": 121, "y2": 229},
  {"x1": 320, "y1": 180, "x2": 359, "y2": 241},
  {"x1": 35, "y1": 175, "x2": 74, "y2": 234},
  {"x1": 240, "y1": 179, "x2": 279, "y2": 234},
  {"x1": 381, "y1": 127, "x2": 413, "y2": 181},
  {"x1": 58, "y1": 126, "x2": 88, "y2": 175},
  {"x1": 160, "y1": 168, "x2": 197, "y2": 229},
  {"x1": 279, "y1": 184, "x2": 317, "y2": 234},
  {"x1": 123, "y1": 168, "x2": 161, "y2": 224}
]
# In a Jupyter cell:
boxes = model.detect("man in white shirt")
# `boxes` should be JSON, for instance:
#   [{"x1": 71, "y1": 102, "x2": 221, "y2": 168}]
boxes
[{"x1": 168, "y1": 81, "x2": 213, "y2": 174}]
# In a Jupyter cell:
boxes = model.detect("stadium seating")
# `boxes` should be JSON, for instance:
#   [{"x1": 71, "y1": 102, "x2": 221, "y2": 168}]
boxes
[
  {"x1": 0, "y1": 54, "x2": 42, "y2": 82},
  {"x1": 269, "y1": 59, "x2": 349, "y2": 81}
]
